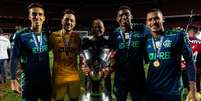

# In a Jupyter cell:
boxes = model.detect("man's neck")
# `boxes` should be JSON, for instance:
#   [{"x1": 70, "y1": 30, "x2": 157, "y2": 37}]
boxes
[
  {"x1": 31, "y1": 26, "x2": 42, "y2": 34},
  {"x1": 152, "y1": 27, "x2": 165, "y2": 38},
  {"x1": 152, "y1": 31, "x2": 162, "y2": 38},
  {"x1": 93, "y1": 35, "x2": 103, "y2": 40},
  {"x1": 121, "y1": 25, "x2": 132, "y2": 33},
  {"x1": 62, "y1": 29, "x2": 72, "y2": 35}
]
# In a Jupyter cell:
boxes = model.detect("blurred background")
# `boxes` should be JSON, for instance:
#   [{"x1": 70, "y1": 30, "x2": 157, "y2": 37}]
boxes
[
  {"x1": 0, "y1": 0, "x2": 201, "y2": 34},
  {"x1": 0, "y1": 0, "x2": 201, "y2": 101}
]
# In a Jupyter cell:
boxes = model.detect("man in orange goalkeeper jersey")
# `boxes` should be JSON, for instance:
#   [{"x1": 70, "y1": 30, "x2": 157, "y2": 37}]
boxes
[{"x1": 49, "y1": 9, "x2": 81, "y2": 101}]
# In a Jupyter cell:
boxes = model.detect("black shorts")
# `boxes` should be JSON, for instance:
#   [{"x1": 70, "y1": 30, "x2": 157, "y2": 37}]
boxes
[{"x1": 22, "y1": 82, "x2": 52, "y2": 101}]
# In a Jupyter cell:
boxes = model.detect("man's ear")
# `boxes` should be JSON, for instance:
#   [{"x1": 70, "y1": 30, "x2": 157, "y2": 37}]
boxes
[
  {"x1": 61, "y1": 19, "x2": 63, "y2": 25},
  {"x1": 131, "y1": 15, "x2": 133, "y2": 20},
  {"x1": 163, "y1": 17, "x2": 165, "y2": 23},
  {"x1": 28, "y1": 14, "x2": 31, "y2": 21},
  {"x1": 116, "y1": 17, "x2": 119, "y2": 23}
]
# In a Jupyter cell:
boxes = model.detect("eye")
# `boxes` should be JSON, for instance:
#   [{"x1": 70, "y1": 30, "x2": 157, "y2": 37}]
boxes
[
  {"x1": 147, "y1": 18, "x2": 152, "y2": 22},
  {"x1": 64, "y1": 18, "x2": 73, "y2": 23},
  {"x1": 32, "y1": 12, "x2": 37, "y2": 16},
  {"x1": 38, "y1": 13, "x2": 43, "y2": 16},
  {"x1": 125, "y1": 13, "x2": 129, "y2": 16},
  {"x1": 32, "y1": 12, "x2": 43, "y2": 16},
  {"x1": 154, "y1": 17, "x2": 160, "y2": 21}
]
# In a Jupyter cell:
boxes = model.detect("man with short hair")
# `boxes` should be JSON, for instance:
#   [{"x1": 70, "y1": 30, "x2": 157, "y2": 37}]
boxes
[
  {"x1": 109, "y1": 6, "x2": 149, "y2": 101},
  {"x1": 10, "y1": 2, "x2": 52, "y2": 101},
  {"x1": 81, "y1": 19, "x2": 112, "y2": 101},
  {"x1": 49, "y1": 9, "x2": 81, "y2": 101},
  {"x1": 145, "y1": 8, "x2": 196, "y2": 101}
]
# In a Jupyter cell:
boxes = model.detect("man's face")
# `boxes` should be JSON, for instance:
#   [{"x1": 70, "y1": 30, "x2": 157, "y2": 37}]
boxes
[
  {"x1": 188, "y1": 29, "x2": 196, "y2": 38},
  {"x1": 61, "y1": 14, "x2": 76, "y2": 32},
  {"x1": 28, "y1": 7, "x2": 45, "y2": 27},
  {"x1": 146, "y1": 11, "x2": 164, "y2": 32},
  {"x1": 91, "y1": 20, "x2": 105, "y2": 37},
  {"x1": 116, "y1": 9, "x2": 133, "y2": 27}
]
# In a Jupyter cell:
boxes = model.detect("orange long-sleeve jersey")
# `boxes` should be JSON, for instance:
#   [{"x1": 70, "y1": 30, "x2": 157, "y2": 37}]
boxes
[{"x1": 49, "y1": 29, "x2": 81, "y2": 85}]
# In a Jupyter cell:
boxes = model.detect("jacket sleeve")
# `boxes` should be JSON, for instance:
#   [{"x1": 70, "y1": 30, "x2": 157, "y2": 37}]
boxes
[
  {"x1": 10, "y1": 33, "x2": 21, "y2": 80},
  {"x1": 108, "y1": 31, "x2": 116, "y2": 50},
  {"x1": 181, "y1": 31, "x2": 196, "y2": 81}
]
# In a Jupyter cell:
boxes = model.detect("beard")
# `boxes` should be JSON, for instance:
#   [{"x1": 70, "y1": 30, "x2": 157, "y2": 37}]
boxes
[
  {"x1": 150, "y1": 25, "x2": 162, "y2": 32},
  {"x1": 64, "y1": 26, "x2": 73, "y2": 32}
]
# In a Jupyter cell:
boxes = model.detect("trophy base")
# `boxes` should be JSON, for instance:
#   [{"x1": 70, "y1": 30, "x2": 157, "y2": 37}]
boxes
[{"x1": 81, "y1": 92, "x2": 109, "y2": 101}]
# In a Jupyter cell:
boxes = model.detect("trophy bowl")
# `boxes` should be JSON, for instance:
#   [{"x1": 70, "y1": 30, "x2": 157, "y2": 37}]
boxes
[{"x1": 80, "y1": 48, "x2": 112, "y2": 101}]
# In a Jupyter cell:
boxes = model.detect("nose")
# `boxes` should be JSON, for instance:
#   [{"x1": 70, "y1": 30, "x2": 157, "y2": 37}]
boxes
[
  {"x1": 122, "y1": 15, "x2": 129, "y2": 22},
  {"x1": 152, "y1": 19, "x2": 156, "y2": 23},
  {"x1": 153, "y1": 18, "x2": 158, "y2": 23},
  {"x1": 149, "y1": 19, "x2": 156, "y2": 24},
  {"x1": 35, "y1": 14, "x2": 40, "y2": 19},
  {"x1": 122, "y1": 15, "x2": 128, "y2": 19},
  {"x1": 66, "y1": 19, "x2": 71, "y2": 24}
]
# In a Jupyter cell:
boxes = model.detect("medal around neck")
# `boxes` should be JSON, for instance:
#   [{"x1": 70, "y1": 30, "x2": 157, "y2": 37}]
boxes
[
  {"x1": 153, "y1": 60, "x2": 160, "y2": 68},
  {"x1": 124, "y1": 33, "x2": 130, "y2": 39},
  {"x1": 155, "y1": 41, "x2": 161, "y2": 49}
]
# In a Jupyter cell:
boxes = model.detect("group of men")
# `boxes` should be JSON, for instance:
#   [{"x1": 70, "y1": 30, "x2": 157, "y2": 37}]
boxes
[{"x1": 8, "y1": 2, "x2": 197, "y2": 101}]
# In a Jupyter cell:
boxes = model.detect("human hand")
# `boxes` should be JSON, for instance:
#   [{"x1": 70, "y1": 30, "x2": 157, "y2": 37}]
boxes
[
  {"x1": 187, "y1": 92, "x2": 197, "y2": 101},
  {"x1": 80, "y1": 57, "x2": 91, "y2": 76},
  {"x1": 110, "y1": 50, "x2": 116, "y2": 58},
  {"x1": 102, "y1": 67, "x2": 111, "y2": 78},
  {"x1": 187, "y1": 81, "x2": 197, "y2": 101},
  {"x1": 181, "y1": 61, "x2": 186, "y2": 69},
  {"x1": 10, "y1": 79, "x2": 21, "y2": 95},
  {"x1": 81, "y1": 66, "x2": 91, "y2": 76}
]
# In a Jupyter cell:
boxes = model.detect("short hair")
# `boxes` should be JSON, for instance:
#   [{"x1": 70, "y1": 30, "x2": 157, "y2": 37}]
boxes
[
  {"x1": 188, "y1": 25, "x2": 198, "y2": 33},
  {"x1": 27, "y1": 2, "x2": 44, "y2": 10},
  {"x1": 118, "y1": 5, "x2": 131, "y2": 12},
  {"x1": 63, "y1": 9, "x2": 75, "y2": 15},
  {"x1": 92, "y1": 19, "x2": 104, "y2": 24},
  {"x1": 146, "y1": 8, "x2": 163, "y2": 15},
  {"x1": 91, "y1": 19, "x2": 104, "y2": 28}
]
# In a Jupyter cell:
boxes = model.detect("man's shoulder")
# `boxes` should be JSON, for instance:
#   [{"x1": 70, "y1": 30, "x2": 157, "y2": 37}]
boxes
[
  {"x1": 82, "y1": 37, "x2": 92, "y2": 49},
  {"x1": 113, "y1": 27, "x2": 121, "y2": 33},
  {"x1": 111, "y1": 28, "x2": 121, "y2": 38},
  {"x1": 14, "y1": 28, "x2": 31, "y2": 38},
  {"x1": 72, "y1": 31, "x2": 80, "y2": 37},
  {"x1": 16, "y1": 28, "x2": 31, "y2": 34},
  {"x1": 82, "y1": 36, "x2": 91, "y2": 41},
  {"x1": 132, "y1": 23, "x2": 146, "y2": 31},
  {"x1": 165, "y1": 28, "x2": 186, "y2": 36},
  {"x1": 51, "y1": 30, "x2": 62, "y2": 37},
  {"x1": 133, "y1": 23, "x2": 145, "y2": 27},
  {"x1": 132, "y1": 23, "x2": 150, "y2": 37},
  {"x1": 52, "y1": 30, "x2": 62, "y2": 34}
]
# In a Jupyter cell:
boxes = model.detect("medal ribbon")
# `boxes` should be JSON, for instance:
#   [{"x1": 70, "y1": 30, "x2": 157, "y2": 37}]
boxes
[
  {"x1": 32, "y1": 32, "x2": 43, "y2": 53},
  {"x1": 120, "y1": 31, "x2": 132, "y2": 49},
  {"x1": 62, "y1": 30, "x2": 72, "y2": 56},
  {"x1": 151, "y1": 36, "x2": 164, "y2": 59}
]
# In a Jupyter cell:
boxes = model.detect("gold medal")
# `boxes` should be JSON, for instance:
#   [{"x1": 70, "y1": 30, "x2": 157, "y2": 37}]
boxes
[
  {"x1": 124, "y1": 33, "x2": 129, "y2": 39},
  {"x1": 155, "y1": 41, "x2": 161, "y2": 49},
  {"x1": 153, "y1": 60, "x2": 160, "y2": 68}
]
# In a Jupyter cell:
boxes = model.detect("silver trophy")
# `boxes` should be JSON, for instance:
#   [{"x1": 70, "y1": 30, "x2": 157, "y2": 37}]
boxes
[{"x1": 80, "y1": 48, "x2": 112, "y2": 101}]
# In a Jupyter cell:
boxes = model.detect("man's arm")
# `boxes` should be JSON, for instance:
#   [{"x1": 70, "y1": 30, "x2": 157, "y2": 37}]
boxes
[
  {"x1": 143, "y1": 24, "x2": 150, "y2": 64},
  {"x1": 10, "y1": 32, "x2": 21, "y2": 94},
  {"x1": 181, "y1": 31, "x2": 196, "y2": 100},
  {"x1": 79, "y1": 34, "x2": 91, "y2": 76},
  {"x1": 48, "y1": 31, "x2": 55, "y2": 51},
  {"x1": 107, "y1": 31, "x2": 118, "y2": 72}
]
